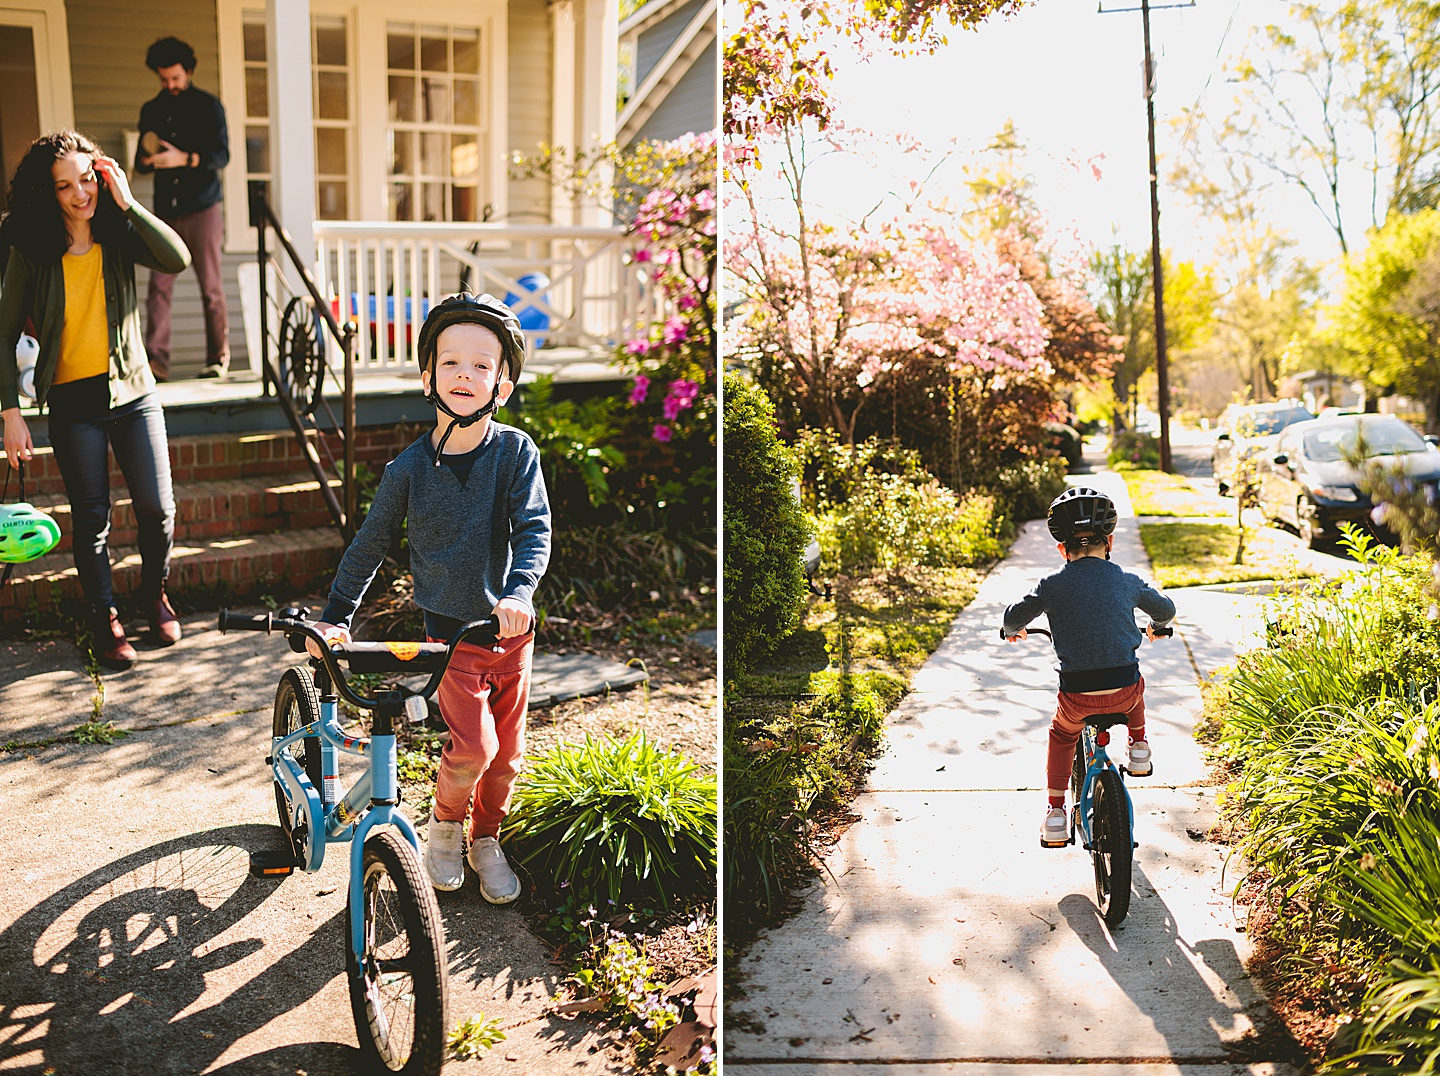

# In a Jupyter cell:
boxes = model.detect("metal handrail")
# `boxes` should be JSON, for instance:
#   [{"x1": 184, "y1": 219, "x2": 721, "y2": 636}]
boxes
[{"x1": 248, "y1": 180, "x2": 356, "y2": 541}]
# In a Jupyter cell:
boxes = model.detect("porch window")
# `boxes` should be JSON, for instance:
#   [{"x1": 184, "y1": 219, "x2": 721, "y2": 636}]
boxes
[
  {"x1": 385, "y1": 22, "x2": 485, "y2": 222},
  {"x1": 240, "y1": 9, "x2": 355, "y2": 221}
]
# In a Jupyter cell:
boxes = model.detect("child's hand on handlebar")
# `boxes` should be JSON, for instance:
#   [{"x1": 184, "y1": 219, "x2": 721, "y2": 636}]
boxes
[
  {"x1": 493, "y1": 597, "x2": 531, "y2": 638},
  {"x1": 305, "y1": 621, "x2": 351, "y2": 659},
  {"x1": 1004, "y1": 628, "x2": 1028, "y2": 642}
]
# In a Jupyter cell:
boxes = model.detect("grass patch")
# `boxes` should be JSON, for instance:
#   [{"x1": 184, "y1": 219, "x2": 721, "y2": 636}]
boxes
[
  {"x1": 724, "y1": 564, "x2": 984, "y2": 935},
  {"x1": 1139, "y1": 522, "x2": 1322, "y2": 588},
  {"x1": 1121, "y1": 469, "x2": 1229, "y2": 517}
]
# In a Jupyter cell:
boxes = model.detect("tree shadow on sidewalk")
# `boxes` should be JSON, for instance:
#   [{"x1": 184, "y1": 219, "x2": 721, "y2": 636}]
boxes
[{"x1": 0, "y1": 824, "x2": 359, "y2": 1075}]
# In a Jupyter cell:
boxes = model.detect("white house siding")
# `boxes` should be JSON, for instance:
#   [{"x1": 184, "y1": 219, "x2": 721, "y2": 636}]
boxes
[
  {"x1": 67, "y1": 0, "x2": 248, "y2": 376},
  {"x1": 633, "y1": 0, "x2": 696, "y2": 84},
  {"x1": 632, "y1": 24, "x2": 714, "y2": 143},
  {"x1": 507, "y1": 0, "x2": 553, "y2": 225}
]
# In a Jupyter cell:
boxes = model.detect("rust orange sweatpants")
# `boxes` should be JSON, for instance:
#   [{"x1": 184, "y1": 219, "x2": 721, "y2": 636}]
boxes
[
  {"x1": 1047, "y1": 678, "x2": 1146, "y2": 793},
  {"x1": 428, "y1": 631, "x2": 534, "y2": 840}
]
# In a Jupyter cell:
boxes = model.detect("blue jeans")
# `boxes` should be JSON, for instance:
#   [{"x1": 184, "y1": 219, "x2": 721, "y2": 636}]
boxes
[{"x1": 47, "y1": 385, "x2": 175, "y2": 610}]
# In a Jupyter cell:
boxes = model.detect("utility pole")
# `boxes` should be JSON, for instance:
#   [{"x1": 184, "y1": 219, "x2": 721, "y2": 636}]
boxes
[{"x1": 1099, "y1": 0, "x2": 1193, "y2": 473}]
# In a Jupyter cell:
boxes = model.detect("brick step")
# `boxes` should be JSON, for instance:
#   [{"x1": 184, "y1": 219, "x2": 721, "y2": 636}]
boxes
[
  {"x1": 13, "y1": 426, "x2": 419, "y2": 497},
  {"x1": 30, "y1": 473, "x2": 342, "y2": 555},
  {"x1": 0, "y1": 527, "x2": 346, "y2": 621}
]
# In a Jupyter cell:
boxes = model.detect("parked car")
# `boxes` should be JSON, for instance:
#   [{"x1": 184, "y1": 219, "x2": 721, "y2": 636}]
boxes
[
  {"x1": 1212, "y1": 400, "x2": 1316, "y2": 495},
  {"x1": 1256, "y1": 413, "x2": 1440, "y2": 548}
]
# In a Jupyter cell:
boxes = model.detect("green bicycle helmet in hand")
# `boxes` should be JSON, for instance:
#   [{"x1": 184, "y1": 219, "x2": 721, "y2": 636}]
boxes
[{"x1": 0, "y1": 502, "x2": 61, "y2": 563}]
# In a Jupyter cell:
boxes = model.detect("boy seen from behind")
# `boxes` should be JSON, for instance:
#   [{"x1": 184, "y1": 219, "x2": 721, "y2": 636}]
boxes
[
  {"x1": 308, "y1": 293, "x2": 550, "y2": 903},
  {"x1": 1001, "y1": 487, "x2": 1174, "y2": 848}
]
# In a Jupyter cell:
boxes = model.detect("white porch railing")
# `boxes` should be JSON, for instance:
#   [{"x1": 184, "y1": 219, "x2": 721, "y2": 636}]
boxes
[{"x1": 313, "y1": 222, "x2": 662, "y2": 371}]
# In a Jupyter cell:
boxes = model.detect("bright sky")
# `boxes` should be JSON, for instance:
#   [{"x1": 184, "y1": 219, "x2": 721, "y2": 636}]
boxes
[{"x1": 787, "y1": 0, "x2": 1353, "y2": 280}]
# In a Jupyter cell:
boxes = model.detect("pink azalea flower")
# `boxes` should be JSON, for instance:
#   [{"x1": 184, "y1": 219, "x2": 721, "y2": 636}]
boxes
[
  {"x1": 632, "y1": 248, "x2": 652, "y2": 264},
  {"x1": 663, "y1": 396, "x2": 683, "y2": 420},
  {"x1": 662, "y1": 316, "x2": 688, "y2": 345},
  {"x1": 625, "y1": 337, "x2": 651, "y2": 356},
  {"x1": 628, "y1": 375, "x2": 650, "y2": 405},
  {"x1": 652, "y1": 424, "x2": 672, "y2": 442}
]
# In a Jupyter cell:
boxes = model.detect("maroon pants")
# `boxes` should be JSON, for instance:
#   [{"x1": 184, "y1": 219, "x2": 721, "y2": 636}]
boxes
[
  {"x1": 428, "y1": 632, "x2": 534, "y2": 840},
  {"x1": 145, "y1": 201, "x2": 229, "y2": 375},
  {"x1": 1047, "y1": 679, "x2": 1146, "y2": 793}
]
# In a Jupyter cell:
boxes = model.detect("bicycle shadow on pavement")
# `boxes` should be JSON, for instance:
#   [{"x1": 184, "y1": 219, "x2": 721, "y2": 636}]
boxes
[
  {"x1": 0, "y1": 824, "x2": 360, "y2": 1075},
  {"x1": 1057, "y1": 861, "x2": 1303, "y2": 1065}
]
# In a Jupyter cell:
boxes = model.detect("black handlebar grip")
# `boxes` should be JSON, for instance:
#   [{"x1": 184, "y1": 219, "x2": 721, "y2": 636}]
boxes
[
  {"x1": 218, "y1": 609, "x2": 272, "y2": 633},
  {"x1": 1153, "y1": 625, "x2": 1174, "y2": 637}
]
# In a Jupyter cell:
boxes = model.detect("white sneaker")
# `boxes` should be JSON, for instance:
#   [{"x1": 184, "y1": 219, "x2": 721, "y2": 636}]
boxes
[
  {"x1": 467, "y1": 836, "x2": 521, "y2": 904},
  {"x1": 1128, "y1": 739, "x2": 1153, "y2": 778},
  {"x1": 424, "y1": 814, "x2": 466, "y2": 892},
  {"x1": 1040, "y1": 806, "x2": 1070, "y2": 848}
]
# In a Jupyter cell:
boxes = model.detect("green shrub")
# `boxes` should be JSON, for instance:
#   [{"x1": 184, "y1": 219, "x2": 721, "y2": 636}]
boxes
[
  {"x1": 1108, "y1": 430, "x2": 1160, "y2": 470},
  {"x1": 816, "y1": 473, "x2": 1004, "y2": 572},
  {"x1": 981, "y1": 458, "x2": 1069, "y2": 522},
  {"x1": 501, "y1": 734, "x2": 716, "y2": 906},
  {"x1": 723, "y1": 373, "x2": 811, "y2": 672},
  {"x1": 794, "y1": 429, "x2": 929, "y2": 509}
]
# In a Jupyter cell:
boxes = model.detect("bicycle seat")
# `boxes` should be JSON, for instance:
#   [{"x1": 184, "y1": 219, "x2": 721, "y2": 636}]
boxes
[
  {"x1": 1083, "y1": 712, "x2": 1130, "y2": 731},
  {"x1": 333, "y1": 641, "x2": 450, "y2": 674}
]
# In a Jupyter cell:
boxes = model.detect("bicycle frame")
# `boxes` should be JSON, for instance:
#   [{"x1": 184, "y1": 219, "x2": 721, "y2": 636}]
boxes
[{"x1": 1074, "y1": 723, "x2": 1135, "y2": 851}]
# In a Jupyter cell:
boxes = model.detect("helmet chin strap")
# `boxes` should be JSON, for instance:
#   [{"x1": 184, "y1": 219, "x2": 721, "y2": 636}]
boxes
[{"x1": 425, "y1": 381, "x2": 504, "y2": 465}]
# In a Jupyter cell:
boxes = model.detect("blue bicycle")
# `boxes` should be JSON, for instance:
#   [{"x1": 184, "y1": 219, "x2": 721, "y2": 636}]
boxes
[
  {"x1": 1007, "y1": 622, "x2": 1170, "y2": 928},
  {"x1": 220, "y1": 607, "x2": 499, "y2": 1075}
]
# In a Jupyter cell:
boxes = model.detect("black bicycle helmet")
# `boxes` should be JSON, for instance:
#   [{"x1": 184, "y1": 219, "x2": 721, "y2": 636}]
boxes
[
  {"x1": 1046, "y1": 487, "x2": 1119, "y2": 542},
  {"x1": 415, "y1": 291, "x2": 527, "y2": 382}
]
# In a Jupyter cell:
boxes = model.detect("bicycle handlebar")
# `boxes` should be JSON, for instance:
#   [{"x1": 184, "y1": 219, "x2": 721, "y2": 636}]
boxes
[
  {"x1": 998, "y1": 623, "x2": 1173, "y2": 641},
  {"x1": 218, "y1": 608, "x2": 501, "y2": 710}
]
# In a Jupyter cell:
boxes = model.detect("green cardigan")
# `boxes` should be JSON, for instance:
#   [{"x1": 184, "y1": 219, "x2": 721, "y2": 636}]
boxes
[{"x1": 0, "y1": 203, "x2": 191, "y2": 412}]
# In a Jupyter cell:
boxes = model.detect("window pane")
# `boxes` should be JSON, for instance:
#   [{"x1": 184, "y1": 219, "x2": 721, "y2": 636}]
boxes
[
  {"x1": 316, "y1": 71, "x2": 348, "y2": 120},
  {"x1": 420, "y1": 132, "x2": 446, "y2": 176},
  {"x1": 390, "y1": 130, "x2": 413, "y2": 176},
  {"x1": 246, "y1": 126, "x2": 270, "y2": 173},
  {"x1": 314, "y1": 17, "x2": 346, "y2": 67},
  {"x1": 450, "y1": 135, "x2": 478, "y2": 178},
  {"x1": 317, "y1": 180, "x2": 347, "y2": 220},
  {"x1": 451, "y1": 184, "x2": 477, "y2": 222},
  {"x1": 390, "y1": 182, "x2": 413, "y2": 221},
  {"x1": 388, "y1": 75, "x2": 415, "y2": 122},
  {"x1": 420, "y1": 29, "x2": 447, "y2": 72},
  {"x1": 453, "y1": 79, "x2": 478, "y2": 126},
  {"x1": 245, "y1": 67, "x2": 268, "y2": 118},
  {"x1": 453, "y1": 29, "x2": 478, "y2": 74},
  {"x1": 242, "y1": 20, "x2": 266, "y2": 63},
  {"x1": 422, "y1": 182, "x2": 444, "y2": 221},
  {"x1": 421, "y1": 77, "x2": 450, "y2": 124},
  {"x1": 387, "y1": 26, "x2": 414, "y2": 70},
  {"x1": 316, "y1": 127, "x2": 347, "y2": 174}
]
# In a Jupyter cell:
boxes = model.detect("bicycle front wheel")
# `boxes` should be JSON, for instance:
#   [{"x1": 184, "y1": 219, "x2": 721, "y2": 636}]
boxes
[
  {"x1": 1090, "y1": 768, "x2": 1133, "y2": 928},
  {"x1": 273, "y1": 666, "x2": 323, "y2": 855},
  {"x1": 346, "y1": 829, "x2": 448, "y2": 1075}
]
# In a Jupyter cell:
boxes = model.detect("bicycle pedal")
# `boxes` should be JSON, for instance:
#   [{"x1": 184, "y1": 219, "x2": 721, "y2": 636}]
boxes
[
  {"x1": 249, "y1": 849, "x2": 301, "y2": 877},
  {"x1": 1039, "y1": 837, "x2": 1069, "y2": 849}
]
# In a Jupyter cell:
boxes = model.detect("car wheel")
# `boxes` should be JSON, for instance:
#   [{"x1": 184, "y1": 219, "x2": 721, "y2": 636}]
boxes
[{"x1": 1297, "y1": 498, "x2": 1322, "y2": 549}]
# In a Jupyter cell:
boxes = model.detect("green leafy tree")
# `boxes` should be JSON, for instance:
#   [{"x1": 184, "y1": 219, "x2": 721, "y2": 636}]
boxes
[{"x1": 723, "y1": 374, "x2": 811, "y2": 673}]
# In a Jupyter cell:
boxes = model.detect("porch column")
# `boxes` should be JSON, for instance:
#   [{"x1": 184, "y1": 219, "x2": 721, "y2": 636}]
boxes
[
  {"x1": 577, "y1": 0, "x2": 617, "y2": 228},
  {"x1": 266, "y1": 0, "x2": 316, "y2": 274},
  {"x1": 551, "y1": 0, "x2": 577, "y2": 227}
]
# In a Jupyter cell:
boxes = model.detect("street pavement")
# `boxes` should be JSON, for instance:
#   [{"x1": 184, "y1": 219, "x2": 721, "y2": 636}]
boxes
[
  {"x1": 724, "y1": 466, "x2": 1304, "y2": 1076},
  {"x1": 0, "y1": 606, "x2": 640, "y2": 1074}
]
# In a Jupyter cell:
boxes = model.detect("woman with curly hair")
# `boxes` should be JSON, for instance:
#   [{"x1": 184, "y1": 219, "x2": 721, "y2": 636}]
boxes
[{"x1": 0, "y1": 131, "x2": 191, "y2": 669}]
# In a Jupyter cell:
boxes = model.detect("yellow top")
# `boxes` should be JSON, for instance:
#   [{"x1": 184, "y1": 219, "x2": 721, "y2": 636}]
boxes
[{"x1": 54, "y1": 244, "x2": 109, "y2": 385}]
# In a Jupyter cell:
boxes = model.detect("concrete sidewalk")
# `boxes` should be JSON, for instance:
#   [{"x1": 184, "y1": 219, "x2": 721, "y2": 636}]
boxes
[
  {"x1": 0, "y1": 610, "x2": 636, "y2": 1074},
  {"x1": 725, "y1": 471, "x2": 1299, "y2": 1075}
]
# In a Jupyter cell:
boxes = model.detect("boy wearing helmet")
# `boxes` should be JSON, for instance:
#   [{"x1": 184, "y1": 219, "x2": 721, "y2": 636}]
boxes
[
  {"x1": 1000, "y1": 487, "x2": 1174, "y2": 848},
  {"x1": 308, "y1": 293, "x2": 551, "y2": 902}
]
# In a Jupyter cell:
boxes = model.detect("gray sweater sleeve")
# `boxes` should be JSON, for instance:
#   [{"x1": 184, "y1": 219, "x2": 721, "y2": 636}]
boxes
[
  {"x1": 1133, "y1": 574, "x2": 1176, "y2": 627},
  {"x1": 319, "y1": 459, "x2": 409, "y2": 630},
  {"x1": 1002, "y1": 582, "x2": 1047, "y2": 637}
]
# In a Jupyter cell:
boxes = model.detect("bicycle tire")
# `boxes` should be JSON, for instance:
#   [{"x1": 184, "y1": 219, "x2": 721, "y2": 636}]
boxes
[
  {"x1": 346, "y1": 829, "x2": 448, "y2": 1075},
  {"x1": 1091, "y1": 768, "x2": 1133, "y2": 928},
  {"x1": 273, "y1": 666, "x2": 323, "y2": 857},
  {"x1": 1070, "y1": 740, "x2": 1085, "y2": 806}
]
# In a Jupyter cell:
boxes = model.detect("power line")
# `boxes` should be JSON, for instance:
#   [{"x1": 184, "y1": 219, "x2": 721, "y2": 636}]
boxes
[{"x1": 1177, "y1": 0, "x2": 1243, "y2": 153}]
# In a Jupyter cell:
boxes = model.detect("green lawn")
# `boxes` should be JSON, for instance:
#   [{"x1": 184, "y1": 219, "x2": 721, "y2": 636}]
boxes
[
  {"x1": 1139, "y1": 522, "x2": 1322, "y2": 588},
  {"x1": 1122, "y1": 469, "x2": 1230, "y2": 517}
]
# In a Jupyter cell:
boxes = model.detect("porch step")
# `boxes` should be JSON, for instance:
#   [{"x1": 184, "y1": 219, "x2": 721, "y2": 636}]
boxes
[
  {"x1": 0, "y1": 527, "x2": 346, "y2": 621},
  {"x1": 30, "y1": 475, "x2": 342, "y2": 556}
]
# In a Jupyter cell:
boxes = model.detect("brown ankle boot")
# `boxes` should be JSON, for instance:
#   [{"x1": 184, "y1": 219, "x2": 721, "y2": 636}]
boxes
[
  {"x1": 151, "y1": 592, "x2": 182, "y2": 646},
  {"x1": 96, "y1": 608, "x2": 137, "y2": 671}
]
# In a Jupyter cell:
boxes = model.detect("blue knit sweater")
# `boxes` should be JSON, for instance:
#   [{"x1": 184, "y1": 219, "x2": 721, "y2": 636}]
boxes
[
  {"x1": 320, "y1": 423, "x2": 551, "y2": 634},
  {"x1": 1002, "y1": 556, "x2": 1175, "y2": 691}
]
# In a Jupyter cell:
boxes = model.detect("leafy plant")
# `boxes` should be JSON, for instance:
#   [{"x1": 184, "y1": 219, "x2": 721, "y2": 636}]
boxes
[
  {"x1": 448, "y1": 1013, "x2": 506, "y2": 1059},
  {"x1": 1108, "y1": 429, "x2": 1160, "y2": 470},
  {"x1": 501, "y1": 734, "x2": 716, "y2": 906},
  {"x1": 573, "y1": 930, "x2": 681, "y2": 1050},
  {"x1": 511, "y1": 374, "x2": 626, "y2": 510},
  {"x1": 816, "y1": 472, "x2": 1004, "y2": 573},
  {"x1": 73, "y1": 720, "x2": 127, "y2": 745}
]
